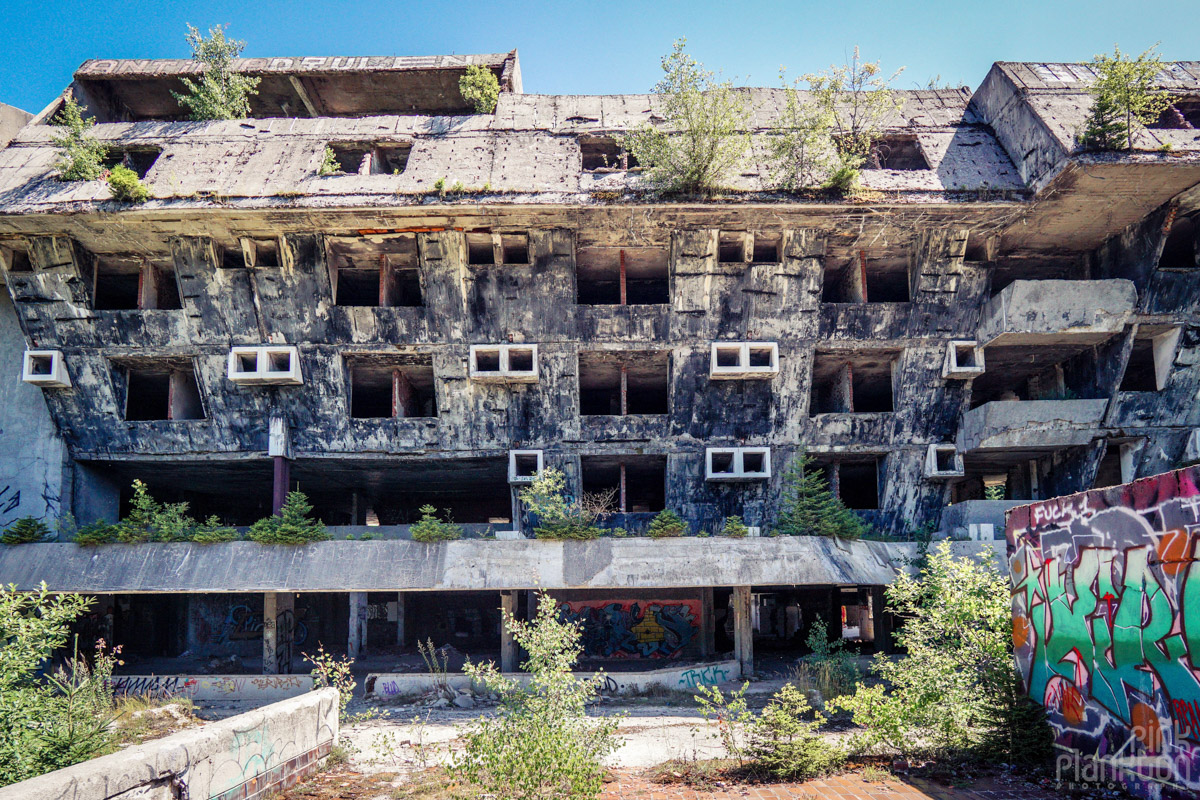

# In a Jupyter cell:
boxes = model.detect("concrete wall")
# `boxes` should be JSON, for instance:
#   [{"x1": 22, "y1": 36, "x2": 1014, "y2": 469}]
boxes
[
  {"x1": 1008, "y1": 466, "x2": 1200, "y2": 800},
  {"x1": 108, "y1": 674, "x2": 312, "y2": 703},
  {"x1": 364, "y1": 659, "x2": 739, "y2": 699},
  {"x1": 0, "y1": 687, "x2": 339, "y2": 800},
  {"x1": 0, "y1": 290, "x2": 67, "y2": 529}
]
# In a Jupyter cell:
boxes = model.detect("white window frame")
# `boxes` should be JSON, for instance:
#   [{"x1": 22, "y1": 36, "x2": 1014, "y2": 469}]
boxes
[
  {"x1": 469, "y1": 344, "x2": 539, "y2": 383},
  {"x1": 924, "y1": 443, "x2": 964, "y2": 479},
  {"x1": 227, "y1": 345, "x2": 303, "y2": 385},
  {"x1": 21, "y1": 349, "x2": 71, "y2": 388},
  {"x1": 508, "y1": 450, "x2": 545, "y2": 484},
  {"x1": 705, "y1": 447, "x2": 772, "y2": 481},
  {"x1": 709, "y1": 342, "x2": 779, "y2": 380},
  {"x1": 941, "y1": 340, "x2": 985, "y2": 380}
]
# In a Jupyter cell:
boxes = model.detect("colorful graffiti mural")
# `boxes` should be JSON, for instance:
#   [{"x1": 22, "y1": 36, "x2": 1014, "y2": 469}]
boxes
[
  {"x1": 558, "y1": 599, "x2": 700, "y2": 659},
  {"x1": 1008, "y1": 466, "x2": 1200, "y2": 799}
]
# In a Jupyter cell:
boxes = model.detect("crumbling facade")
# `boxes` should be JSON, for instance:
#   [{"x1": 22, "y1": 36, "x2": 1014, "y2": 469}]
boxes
[{"x1": 0, "y1": 52, "x2": 1196, "y2": 676}]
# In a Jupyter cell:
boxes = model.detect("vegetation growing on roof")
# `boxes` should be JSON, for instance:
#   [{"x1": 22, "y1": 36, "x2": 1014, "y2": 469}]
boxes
[
  {"x1": 50, "y1": 98, "x2": 107, "y2": 182},
  {"x1": 173, "y1": 24, "x2": 261, "y2": 121},
  {"x1": 106, "y1": 165, "x2": 150, "y2": 203},
  {"x1": 774, "y1": 450, "x2": 868, "y2": 539},
  {"x1": 459, "y1": 65, "x2": 501, "y2": 114},
  {"x1": 1080, "y1": 44, "x2": 1171, "y2": 151}
]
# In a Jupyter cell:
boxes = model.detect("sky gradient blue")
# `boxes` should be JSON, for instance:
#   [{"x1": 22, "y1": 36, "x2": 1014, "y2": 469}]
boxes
[{"x1": 2, "y1": 0, "x2": 1198, "y2": 114}]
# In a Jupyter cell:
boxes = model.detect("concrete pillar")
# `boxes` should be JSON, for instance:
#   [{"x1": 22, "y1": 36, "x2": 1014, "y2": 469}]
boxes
[
  {"x1": 262, "y1": 592, "x2": 295, "y2": 674},
  {"x1": 395, "y1": 592, "x2": 405, "y2": 649},
  {"x1": 348, "y1": 592, "x2": 367, "y2": 660},
  {"x1": 732, "y1": 585, "x2": 753, "y2": 678},
  {"x1": 500, "y1": 590, "x2": 516, "y2": 673},
  {"x1": 701, "y1": 587, "x2": 715, "y2": 659}
]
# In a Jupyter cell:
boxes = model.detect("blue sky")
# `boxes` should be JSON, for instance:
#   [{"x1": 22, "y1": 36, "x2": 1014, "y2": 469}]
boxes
[{"x1": 2, "y1": 0, "x2": 1198, "y2": 114}]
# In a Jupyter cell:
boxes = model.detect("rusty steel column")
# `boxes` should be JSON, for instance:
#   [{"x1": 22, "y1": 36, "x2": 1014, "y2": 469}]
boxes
[{"x1": 619, "y1": 248, "x2": 627, "y2": 305}]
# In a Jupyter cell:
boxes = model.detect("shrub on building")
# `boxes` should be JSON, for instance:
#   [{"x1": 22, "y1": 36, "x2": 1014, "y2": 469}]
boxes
[
  {"x1": 50, "y1": 98, "x2": 107, "y2": 182},
  {"x1": 646, "y1": 509, "x2": 687, "y2": 538},
  {"x1": 106, "y1": 165, "x2": 149, "y2": 203},
  {"x1": 1080, "y1": 44, "x2": 1171, "y2": 151},
  {"x1": 247, "y1": 491, "x2": 329, "y2": 545},
  {"x1": 453, "y1": 591, "x2": 620, "y2": 799},
  {"x1": 459, "y1": 64, "x2": 500, "y2": 114},
  {"x1": 410, "y1": 504, "x2": 463, "y2": 542},
  {"x1": 172, "y1": 24, "x2": 261, "y2": 121},
  {"x1": 518, "y1": 468, "x2": 607, "y2": 540},
  {"x1": 317, "y1": 145, "x2": 339, "y2": 176},
  {"x1": 721, "y1": 515, "x2": 749, "y2": 537},
  {"x1": 0, "y1": 585, "x2": 118, "y2": 786},
  {"x1": 622, "y1": 39, "x2": 750, "y2": 196},
  {"x1": 774, "y1": 451, "x2": 867, "y2": 539},
  {"x1": 828, "y1": 542, "x2": 1051, "y2": 763},
  {"x1": 0, "y1": 517, "x2": 51, "y2": 545}
]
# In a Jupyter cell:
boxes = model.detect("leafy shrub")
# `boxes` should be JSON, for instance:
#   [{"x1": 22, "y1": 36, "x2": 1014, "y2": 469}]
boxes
[
  {"x1": 1080, "y1": 44, "x2": 1171, "y2": 151},
  {"x1": 774, "y1": 450, "x2": 867, "y2": 539},
  {"x1": 247, "y1": 491, "x2": 328, "y2": 545},
  {"x1": 453, "y1": 591, "x2": 620, "y2": 799},
  {"x1": 172, "y1": 24, "x2": 260, "y2": 121},
  {"x1": 806, "y1": 48, "x2": 902, "y2": 166},
  {"x1": 622, "y1": 39, "x2": 750, "y2": 196},
  {"x1": 694, "y1": 682, "x2": 756, "y2": 765},
  {"x1": 829, "y1": 543, "x2": 1022, "y2": 760},
  {"x1": 646, "y1": 509, "x2": 687, "y2": 538},
  {"x1": 518, "y1": 468, "x2": 607, "y2": 540},
  {"x1": 51, "y1": 98, "x2": 107, "y2": 181},
  {"x1": 0, "y1": 585, "x2": 115, "y2": 786},
  {"x1": 318, "y1": 145, "x2": 339, "y2": 176},
  {"x1": 305, "y1": 644, "x2": 357, "y2": 722},
  {"x1": 748, "y1": 684, "x2": 845, "y2": 781},
  {"x1": 769, "y1": 70, "x2": 837, "y2": 191},
  {"x1": 106, "y1": 165, "x2": 149, "y2": 203},
  {"x1": 410, "y1": 504, "x2": 463, "y2": 542},
  {"x1": 1, "y1": 517, "x2": 51, "y2": 545},
  {"x1": 459, "y1": 65, "x2": 500, "y2": 114},
  {"x1": 721, "y1": 516, "x2": 749, "y2": 537},
  {"x1": 189, "y1": 517, "x2": 240, "y2": 543},
  {"x1": 790, "y1": 618, "x2": 861, "y2": 705}
]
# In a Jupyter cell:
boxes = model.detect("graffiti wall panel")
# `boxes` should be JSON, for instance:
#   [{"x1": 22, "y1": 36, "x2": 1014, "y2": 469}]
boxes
[
  {"x1": 559, "y1": 599, "x2": 700, "y2": 659},
  {"x1": 1008, "y1": 466, "x2": 1200, "y2": 799}
]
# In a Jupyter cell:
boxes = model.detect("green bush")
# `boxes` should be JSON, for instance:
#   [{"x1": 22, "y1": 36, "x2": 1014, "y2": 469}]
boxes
[
  {"x1": 317, "y1": 145, "x2": 339, "y2": 176},
  {"x1": 1, "y1": 517, "x2": 51, "y2": 545},
  {"x1": 1080, "y1": 44, "x2": 1171, "y2": 151},
  {"x1": 74, "y1": 521, "x2": 122, "y2": 546},
  {"x1": 721, "y1": 516, "x2": 749, "y2": 538},
  {"x1": 106, "y1": 165, "x2": 149, "y2": 203},
  {"x1": 0, "y1": 585, "x2": 116, "y2": 786},
  {"x1": 190, "y1": 516, "x2": 240, "y2": 543},
  {"x1": 774, "y1": 450, "x2": 867, "y2": 539},
  {"x1": 172, "y1": 24, "x2": 260, "y2": 121},
  {"x1": 646, "y1": 509, "x2": 687, "y2": 538},
  {"x1": 410, "y1": 504, "x2": 463, "y2": 543},
  {"x1": 51, "y1": 98, "x2": 107, "y2": 182},
  {"x1": 748, "y1": 684, "x2": 845, "y2": 781},
  {"x1": 453, "y1": 591, "x2": 620, "y2": 799},
  {"x1": 247, "y1": 491, "x2": 328, "y2": 545},
  {"x1": 622, "y1": 39, "x2": 750, "y2": 196},
  {"x1": 519, "y1": 468, "x2": 607, "y2": 540},
  {"x1": 459, "y1": 65, "x2": 500, "y2": 114}
]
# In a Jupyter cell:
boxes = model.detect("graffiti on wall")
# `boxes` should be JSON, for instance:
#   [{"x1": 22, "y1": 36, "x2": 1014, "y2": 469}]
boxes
[
  {"x1": 558, "y1": 599, "x2": 699, "y2": 659},
  {"x1": 107, "y1": 674, "x2": 311, "y2": 700},
  {"x1": 194, "y1": 600, "x2": 309, "y2": 650},
  {"x1": 1008, "y1": 466, "x2": 1200, "y2": 799}
]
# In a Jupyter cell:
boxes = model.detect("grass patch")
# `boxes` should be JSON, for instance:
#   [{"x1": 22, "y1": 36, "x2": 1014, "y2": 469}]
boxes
[
  {"x1": 859, "y1": 763, "x2": 895, "y2": 783},
  {"x1": 390, "y1": 767, "x2": 477, "y2": 799},
  {"x1": 648, "y1": 758, "x2": 740, "y2": 788},
  {"x1": 111, "y1": 694, "x2": 201, "y2": 745}
]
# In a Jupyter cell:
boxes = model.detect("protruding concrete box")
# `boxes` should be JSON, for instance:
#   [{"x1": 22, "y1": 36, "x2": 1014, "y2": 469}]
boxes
[
  {"x1": 957, "y1": 398, "x2": 1108, "y2": 452},
  {"x1": 976, "y1": 279, "x2": 1136, "y2": 346}
]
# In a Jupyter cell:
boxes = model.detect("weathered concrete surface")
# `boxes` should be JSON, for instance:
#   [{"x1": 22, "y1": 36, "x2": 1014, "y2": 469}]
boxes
[
  {"x1": 976, "y1": 279, "x2": 1137, "y2": 346},
  {"x1": 0, "y1": 103, "x2": 30, "y2": 149},
  {"x1": 0, "y1": 687, "x2": 338, "y2": 800},
  {"x1": 364, "y1": 660, "x2": 739, "y2": 699},
  {"x1": 957, "y1": 399, "x2": 1108, "y2": 452},
  {"x1": 0, "y1": 537, "x2": 907, "y2": 592},
  {"x1": 108, "y1": 673, "x2": 313, "y2": 703},
  {"x1": 938, "y1": 499, "x2": 1024, "y2": 540}
]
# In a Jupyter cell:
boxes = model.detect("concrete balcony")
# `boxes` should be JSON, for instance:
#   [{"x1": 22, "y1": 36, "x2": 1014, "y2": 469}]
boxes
[
  {"x1": 939, "y1": 500, "x2": 1025, "y2": 541},
  {"x1": 977, "y1": 279, "x2": 1136, "y2": 346},
  {"x1": 957, "y1": 398, "x2": 1107, "y2": 452}
]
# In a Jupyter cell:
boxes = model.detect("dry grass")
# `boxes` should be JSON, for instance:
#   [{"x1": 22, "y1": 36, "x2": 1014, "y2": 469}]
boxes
[
  {"x1": 272, "y1": 766, "x2": 401, "y2": 800},
  {"x1": 389, "y1": 767, "x2": 479, "y2": 799},
  {"x1": 111, "y1": 694, "x2": 202, "y2": 745},
  {"x1": 647, "y1": 758, "x2": 741, "y2": 788}
]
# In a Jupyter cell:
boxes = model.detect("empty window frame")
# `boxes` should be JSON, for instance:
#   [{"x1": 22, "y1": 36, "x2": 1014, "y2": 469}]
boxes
[
  {"x1": 718, "y1": 231, "x2": 747, "y2": 263},
  {"x1": 327, "y1": 235, "x2": 422, "y2": 307},
  {"x1": 325, "y1": 142, "x2": 412, "y2": 175},
  {"x1": 941, "y1": 340, "x2": 985, "y2": 379},
  {"x1": 1119, "y1": 327, "x2": 1180, "y2": 392},
  {"x1": 1150, "y1": 98, "x2": 1200, "y2": 129},
  {"x1": 579, "y1": 136, "x2": 638, "y2": 171},
  {"x1": 924, "y1": 444, "x2": 964, "y2": 478},
  {"x1": 21, "y1": 350, "x2": 71, "y2": 388},
  {"x1": 469, "y1": 344, "x2": 538, "y2": 382},
  {"x1": 242, "y1": 238, "x2": 280, "y2": 268},
  {"x1": 102, "y1": 147, "x2": 161, "y2": 178},
  {"x1": 575, "y1": 246, "x2": 669, "y2": 305},
  {"x1": 463, "y1": 231, "x2": 531, "y2": 266},
  {"x1": 348, "y1": 358, "x2": 437, "y2": 419},
  {"x1": 508, "y1": 450, "x2": 544, "y2": 483},
  {"x1": 1, "y1": 244, "x2": 32, "y2": 273},
  {"x1": 1159, "y1": 214, "x2": 1197, "y2": 270},
  {"x1": 578, "y1": 351, "x2": 669, "y2": 415},
  {"x1": 835, "y1": 458, "x2": 882, "y2": 510},
  {"x1": 710, "y1": 342, "x2": 779, "y2": 379},
  {"x1": 580, "y1": 455, "x2": 666, "y2": 513},
  {"x1": 810, "y1": 352, "x2": 898, "y2": 414},
  {"x1": 822, "y1": 252, "x2": 910, "y2": 302},
  {"x1": 868, "y1": 137, "x2": 929, "y2": 170},
  {"x1": 93, "y1": 256, "x2": 182, "y2": 311},
  {"x1": 123, "y1": 364, "x2": 204, "y2": 421},
  {"x1": 752, "y1": 233, "x2": 781, "y2": 264}
]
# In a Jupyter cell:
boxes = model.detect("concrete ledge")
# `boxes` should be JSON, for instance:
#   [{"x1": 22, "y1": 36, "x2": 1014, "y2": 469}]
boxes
[
  {"x1": 108, "y1": 674, "x2": 313, "y2": 703},
  {"x1": 0, "y1": 537, "x2": 909, "y2": 593},
  {"x1": 364, "y1": 659, "x2": 740, "y2": 699},
  {"x1": 0, "y1": 687, "x2": 339, "y2": 800},
  {"x1": 939, "y1": 500, "x2": 1025, "y2": 541},
  {"x1": 977, "y1": 279, "x2": 1136, "y2": 346},
  {"x1": 957, "y1": 398, "x2": 1107, "y2": 452}
]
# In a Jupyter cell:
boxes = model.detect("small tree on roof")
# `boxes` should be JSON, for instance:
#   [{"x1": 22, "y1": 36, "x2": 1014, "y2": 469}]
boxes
[
  {"x1": 1080, "y1": 44, "x2": 1171, "y2": 151},
  {"x1": 775, "y1": 450, "x2": 867, "y2": 539},
  {"x1": 50, "y1": 98, "x2": 107, "y2": 181},
  {"x1": 173, "y1": 24, "x2": 260, "y2": 121}
]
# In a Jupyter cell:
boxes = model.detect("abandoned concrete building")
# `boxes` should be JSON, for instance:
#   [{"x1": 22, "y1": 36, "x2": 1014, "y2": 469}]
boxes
[{"x1": 0, "y1": 52, "x2": 1197, "y2": 680}]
